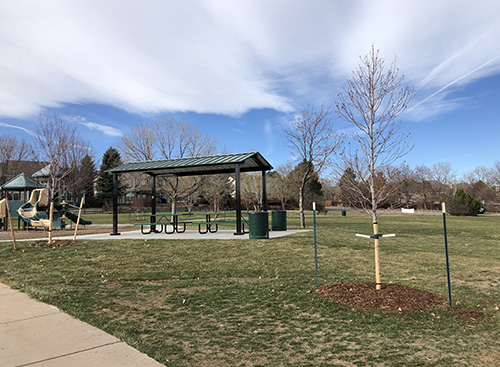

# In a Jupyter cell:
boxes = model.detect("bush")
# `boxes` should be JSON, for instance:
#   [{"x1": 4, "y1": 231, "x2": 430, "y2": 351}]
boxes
[{"x1": 444, "y1": 188, "x2": 481, "y2": 216}]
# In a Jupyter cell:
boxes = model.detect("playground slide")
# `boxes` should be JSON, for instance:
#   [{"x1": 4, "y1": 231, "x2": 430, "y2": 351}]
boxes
[
  {"x1": 17, "y1": 189, "x2": 92, "y2": 228},
  {"x1": 17, "y1": 189, "x2": 51, "y2": 228},
  {"x1": 64, "y1": 211, "x2": 92, "y2": 225}
]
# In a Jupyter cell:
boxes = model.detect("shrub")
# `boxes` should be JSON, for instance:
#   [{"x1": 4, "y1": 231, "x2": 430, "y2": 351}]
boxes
[{"x1": 444, "y1": 188, "x2": 481, "y2": 216}]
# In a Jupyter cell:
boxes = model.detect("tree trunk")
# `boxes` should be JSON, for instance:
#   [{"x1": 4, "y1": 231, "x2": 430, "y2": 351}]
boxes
[
  {"x1": 171, "y1": 198, "x2": 177, "y2": 215},
  {"x1": 299, "y1": 186, "x2": 305, "y2": 229}
]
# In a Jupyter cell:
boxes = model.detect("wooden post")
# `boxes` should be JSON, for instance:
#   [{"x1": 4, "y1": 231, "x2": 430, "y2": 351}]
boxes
[
  {"x1": 48, "y1": 201, "x2": 54, "y2": 245},
  {"x1": 373, "y1": 221, "x2": 381, "y2": 290},
  {"x1": 73, "y1": 194, "x2": 85, "y2": 241},
  {"x1": 5, "y1": 196, "x2": 16, "y2": 251}
]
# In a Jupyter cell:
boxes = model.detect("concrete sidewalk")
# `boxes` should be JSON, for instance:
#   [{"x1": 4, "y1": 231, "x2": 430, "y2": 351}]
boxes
[
  {"x1": 0, "y1": 283, "x2": 164, "y2": 367},
  {"x1": 2, "y1": 228, "x2": 310, "y2": 243}
]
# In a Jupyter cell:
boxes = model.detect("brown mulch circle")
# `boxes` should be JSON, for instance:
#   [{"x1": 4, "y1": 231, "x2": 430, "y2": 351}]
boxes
[
  {"x1": 316, "y1": 281, "x2": 485, "y2": 322},
  {"x1": 26, "y1": 240, "x2": 78, "y2": 249},
  {"x1": 317, "y1": 281, "x2": 446, "y2": 313}
]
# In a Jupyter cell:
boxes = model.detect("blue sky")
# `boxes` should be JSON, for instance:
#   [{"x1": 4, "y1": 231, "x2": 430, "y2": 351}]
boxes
[{"x1": 1, "y1": 0, "x2": 499, "y2": 179}]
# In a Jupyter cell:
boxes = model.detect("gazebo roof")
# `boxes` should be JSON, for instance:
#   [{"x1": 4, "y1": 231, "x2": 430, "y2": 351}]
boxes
[
  {"x1": 1, "y1": 173, "x2": 38, "y2": 190},
  {"x1": 107, "y1": 152, "x2": 273, "y2": 176}
]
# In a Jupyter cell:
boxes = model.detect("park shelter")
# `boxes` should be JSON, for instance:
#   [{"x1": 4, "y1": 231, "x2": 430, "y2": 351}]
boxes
[
  {"x1": 106, "y1": 152, "x2": 273, "y2": 235},
  {"x1": 0, "y1": 173, "x2": 39, "y2": 227},
  {"x1": 1, "y1": 173, "x2": 38, "y2": 201}
]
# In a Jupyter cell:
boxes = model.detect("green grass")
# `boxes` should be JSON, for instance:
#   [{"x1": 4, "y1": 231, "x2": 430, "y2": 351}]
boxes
[{"x1": 1, "y1": 212, "x2": 499, "y2": 366}]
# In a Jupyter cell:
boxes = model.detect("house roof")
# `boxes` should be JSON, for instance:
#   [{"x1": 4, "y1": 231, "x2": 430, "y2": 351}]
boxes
[
  {"x1": 32, "y1": 164, "x2": 52, "y2": 178},
  {"x1": 107, "y1": 152, "x2": 273, "y2": 176},
  {"x1": 1, "y1": 173, "x2": 38, "y2": 190}
]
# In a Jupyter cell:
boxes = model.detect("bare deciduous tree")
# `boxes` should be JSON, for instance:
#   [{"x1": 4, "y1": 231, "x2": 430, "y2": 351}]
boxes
[
  {"x1": 119, "y1": 118, "x2": 218, "y2": 214},
  {"x1": 282, "y1": 105, "x2": 342, "y2": 228},
  {"x1": 34, "y1": 114, "x2": 89, "y2": 200},
  {"x1": 268, "y1": 162, "x2": 296, "y2": 210},
  {"x1": 0, "y1": 135, "x2": 34, "y2": 184},
  {"x1": 336, "y1": 46, "x2": 414, "y2": 289}
]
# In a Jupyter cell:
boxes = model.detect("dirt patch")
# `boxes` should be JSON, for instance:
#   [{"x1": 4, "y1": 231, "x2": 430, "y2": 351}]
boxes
[
  {"x1": 316, "y1": 281, "x2": 485, "y2": 322},
  {"x1": 452, "y1": 308, "x2": 485, "y2": 323},
  {"x1": 26, "y1": 239, "x2": 78, "y2": 248}
]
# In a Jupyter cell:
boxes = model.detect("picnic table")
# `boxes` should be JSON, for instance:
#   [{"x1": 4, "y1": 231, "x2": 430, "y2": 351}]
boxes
[
  {"x1": 193, "y1": 211, "x2": 249, "y2": 234},
  {"x1": 135, "y1": 213, "x2": 193, "y2": 234}
]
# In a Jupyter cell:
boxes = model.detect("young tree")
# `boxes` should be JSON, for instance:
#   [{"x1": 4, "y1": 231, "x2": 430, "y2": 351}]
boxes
[
  {"x1": 97, "y1": 147, "x2": 123, "y2": 207},
  {"x1": 282, "y1": 105, "x2": 342, "y2": 228},
  {"x1": 336, "y1": 46, "x2": 414, "y2": 289}
]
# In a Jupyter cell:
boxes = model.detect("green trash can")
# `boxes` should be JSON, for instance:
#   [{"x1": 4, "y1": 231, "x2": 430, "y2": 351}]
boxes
[
  {"x1": 342, "y1": 210, "x2": 346, "y2": 217},
  {"x1": 249, "y1": 211, "x2": 269, "y2": 239},
  {"x1": 271, "y1": 210, "x2": 287, "y2": 231}
]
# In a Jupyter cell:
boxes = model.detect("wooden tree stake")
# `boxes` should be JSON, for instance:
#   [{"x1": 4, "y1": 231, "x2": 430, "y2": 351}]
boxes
[
  {"x1": 73, "y1": 195, "x2": 84, "y2": 241},
  {"x1": 5, "y1": 196, "x2": 16, "y2": 251},
  {"x1": 48, "y1": 201, "x2": 54, "y2": 245}
]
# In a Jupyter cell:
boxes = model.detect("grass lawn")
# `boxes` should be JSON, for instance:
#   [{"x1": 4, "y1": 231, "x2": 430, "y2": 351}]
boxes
[{"x1": 1, "y1": 212, "x2": 499, "y2": 366}]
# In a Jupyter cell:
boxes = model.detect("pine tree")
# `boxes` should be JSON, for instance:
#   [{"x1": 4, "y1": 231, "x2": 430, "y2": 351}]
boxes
[
  {"x1": 80, "y1": 154, "x2": 97, "y2": 197},
  {"x1": 97, "y1": 147, "x2": 123, "y2": 206}
]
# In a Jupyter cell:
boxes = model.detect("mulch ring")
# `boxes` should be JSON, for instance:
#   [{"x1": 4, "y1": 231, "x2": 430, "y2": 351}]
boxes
[
  {"x1": 316, "y1": 281, "x2": 484, "y2": 322},
  {"x1": 25, "y1": 240, "x2": 78, "y2": 249}
]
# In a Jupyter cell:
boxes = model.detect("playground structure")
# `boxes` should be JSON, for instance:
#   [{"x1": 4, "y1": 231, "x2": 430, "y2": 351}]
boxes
[{"x1": 17, "y1": 189, "x2": 92, "y2": 229}]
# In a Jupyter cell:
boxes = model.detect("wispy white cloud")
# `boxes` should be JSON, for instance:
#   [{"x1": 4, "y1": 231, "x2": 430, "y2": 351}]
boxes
[
  {"x1": 0, "y1": 0, "x2": 499, "y2": 122},
  {"x1": 79, "y1": 121, "x2": 123, "y2": 137},
  {"x1": 0, "y1": 122, "x2": 35, "y2": 136}
]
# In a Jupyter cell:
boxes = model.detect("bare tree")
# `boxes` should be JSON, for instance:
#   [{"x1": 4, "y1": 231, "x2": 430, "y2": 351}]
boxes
[
  {"x1": 282, "y1": 105, "x2": 342, "y2": 228},
  {"x1": 34, "y1": 114, "x2": 89, "y2": 200},
  {"x1": 413, "y1": 164, "x2": 434, "y2": 209},
  {"x1": 240, "y1": 172, "x2": 262, "y2": 211},
  {"x1": 119, "y1": 118, "x2": 218, "y2": 214},
  {"x1": 202, "y1": 174, "x2": 232, "y2": 212},
  {"x1": 268, "y1": 162, "x2": 296, "y2": 210},
  {"x1": 0, "y1": 135, "x2": 35, "y2": 184},
  {"x1": 336, "y1": 45, "x2": 414, "y2": 289}
]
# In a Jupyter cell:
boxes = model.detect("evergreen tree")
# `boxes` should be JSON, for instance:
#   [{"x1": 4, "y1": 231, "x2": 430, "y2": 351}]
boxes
[
  {"x1": 97, "y1": 147, "x2": 123, "y2": 206},
  {"x1": 80, "y1": 154, "x2": 97, "y2": 197}
]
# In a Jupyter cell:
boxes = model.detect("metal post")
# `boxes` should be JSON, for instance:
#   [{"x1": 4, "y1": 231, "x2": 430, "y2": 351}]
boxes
[
  {"x1": 262, "y1": 170, "x2": 267, "y2": 212},
  {"x1": 111, "y1": 173, "x2": 120, "y2": 236},
  {"x1": 234, "y1": 164, "x2": 243, "y2": 235},
  {"x1": 313, "y1": 202, "x2": 318, "y2": 286},
  {"x1": 442, "y1": 202, "x2": 452, "y2": 307},
  {"x1": 151, "y1": 174, "x2": 157, "y2": 232}
]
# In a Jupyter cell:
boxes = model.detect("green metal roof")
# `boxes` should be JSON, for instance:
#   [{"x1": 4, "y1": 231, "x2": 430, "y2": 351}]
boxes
[
  {"x1": 32, "y1": 164, "x2": 51, "y2": 178},
  {"x1": 1, "y1": 173, "x2": 38, "y2": 190},
  {"x1": 107, "y1": 152, "x2": 273, "y2": 176}
]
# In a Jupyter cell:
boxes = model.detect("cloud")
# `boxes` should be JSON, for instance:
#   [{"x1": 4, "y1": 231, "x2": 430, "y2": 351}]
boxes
[
  {"x1": 0, "y1": 122, "x2": 35, "y2": 136},
  {"x1": 0, "y1": 0, "x2": 500, "y2": 121},
  {"x1": 80, "y1": 121, "x2": 123, "y2": 137}
]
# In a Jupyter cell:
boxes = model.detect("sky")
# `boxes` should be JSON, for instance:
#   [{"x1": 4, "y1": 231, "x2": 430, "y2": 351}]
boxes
[{"x1": 1, "y1": 0, "x2": 500, "y2": 179}]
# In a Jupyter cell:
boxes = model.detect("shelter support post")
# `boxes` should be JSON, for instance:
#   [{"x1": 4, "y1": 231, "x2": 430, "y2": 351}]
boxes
[
  {"x1": 234, "y1": 164, "x2": 244, "y2": 235},
  {"x1": 151, "y1": 174, "x2": 157, "y2": 232},
  {"x1": 111, "y1": 173, "x2": 120, "y2": 236},
  {"x1": 262, "y1": 170, "x2": 267, "y2": 211}
]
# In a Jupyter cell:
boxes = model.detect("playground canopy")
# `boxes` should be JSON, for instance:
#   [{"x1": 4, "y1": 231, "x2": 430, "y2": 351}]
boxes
[
  {"x1": 106, "y1": 152, "x2": 273, "y2": 235},
  {"x1": 1, "y1": 173, "x2": 38, "y2": 190}
]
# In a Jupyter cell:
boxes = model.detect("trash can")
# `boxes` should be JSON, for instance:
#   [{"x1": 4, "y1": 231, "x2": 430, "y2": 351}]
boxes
[
  {"x1": 271, "y1": 210, "x2": 287, "y2": 231},
  {"x1": 248, "y1": 211, "x2": 269, "y2": 239},
  {"x1": 342, "y1": 210, "x2": 346, "y2": 217}
]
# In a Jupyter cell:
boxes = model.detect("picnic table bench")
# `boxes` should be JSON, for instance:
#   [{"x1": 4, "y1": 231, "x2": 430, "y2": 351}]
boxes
[
  {"x1": 135, "y1": 213, "x2": 193, "y2": 234},
  {"x1": 192, "y1": 211, "x2": 249, "y2": 234}
]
